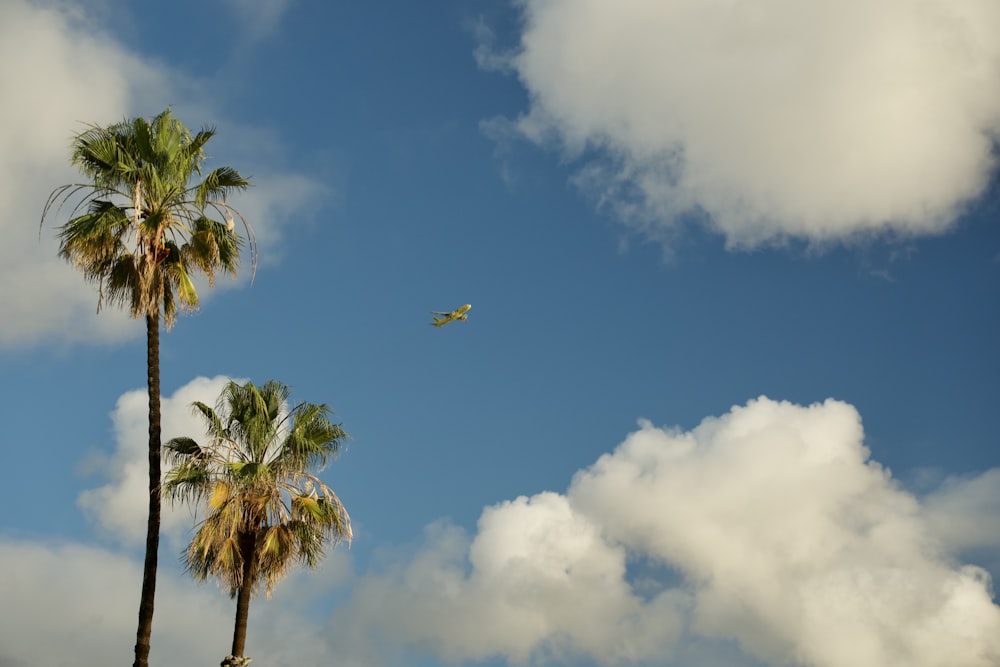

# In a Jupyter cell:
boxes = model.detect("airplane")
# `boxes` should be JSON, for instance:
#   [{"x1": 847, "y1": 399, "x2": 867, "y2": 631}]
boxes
[{"x1": 431, "y1": 303, "x2": 472, "y2": 327}]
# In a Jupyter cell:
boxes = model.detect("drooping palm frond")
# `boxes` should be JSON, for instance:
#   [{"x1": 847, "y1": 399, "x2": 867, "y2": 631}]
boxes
[
  {"x1": 276, "y1": 409, "x2": 341, "y2": 474},
  {"x1": 165, "y1": 380, "x2": 351, "y2": 603},
  {"x1": 183, "y1": 215, "x2": 242, "y2": 283}
]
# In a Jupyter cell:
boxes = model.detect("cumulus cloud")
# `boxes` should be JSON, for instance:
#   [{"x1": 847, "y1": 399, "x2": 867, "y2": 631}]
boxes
[
  {"x1": 331, "y1": 397, "x2": 1000, "y2": 667},
  {"x1": 330, "y1": 497, "x2": 686, "y2": 666},
  {"x1": 489, "y1": 0, "x2": 1000, "y2": 248},
  {"x1": 571, "y1": 398, "x2": 1000, "y2": 667},
  {"x1": 0, "y1": 0, "x2": 327, "y2": 348},
  {"x1": 78, "y1": 375, "x2": 242, "y2": 549}
]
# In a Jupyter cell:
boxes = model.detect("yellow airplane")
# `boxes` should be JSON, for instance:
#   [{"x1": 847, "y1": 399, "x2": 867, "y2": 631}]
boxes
[{"x1": 431, "y1": 303, "x2": 472, "y2": 327}]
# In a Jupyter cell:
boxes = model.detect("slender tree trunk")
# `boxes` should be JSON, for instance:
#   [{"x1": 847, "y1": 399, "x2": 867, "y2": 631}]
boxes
[
  {"x1": 133, "y1": 312, "x2": 161, "y2": 667},
  {"x1": 231, "y1": 533, "x2": 256, "y2": 657}
]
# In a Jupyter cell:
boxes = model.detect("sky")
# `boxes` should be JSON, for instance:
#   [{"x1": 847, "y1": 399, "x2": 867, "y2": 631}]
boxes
[{"x1": 0, "y1": 1, "x2": 999, "y2": 666}]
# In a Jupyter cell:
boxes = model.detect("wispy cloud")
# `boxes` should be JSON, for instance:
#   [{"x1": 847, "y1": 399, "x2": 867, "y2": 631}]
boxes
[
  {"x1": 222, "y1": 0, "x2": 296, "y2": 43},
  {"x1": 484, "y1": 0, "x2": 1000, "y2": 249}
]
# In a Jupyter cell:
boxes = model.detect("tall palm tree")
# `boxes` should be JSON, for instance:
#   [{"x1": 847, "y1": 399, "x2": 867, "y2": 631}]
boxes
[
  {"x1": 164, "y1": 380, "x2": 352, "y2": 663},
  {"x1": 42, "y1": 108, "x2": 253, "y2": 667}
]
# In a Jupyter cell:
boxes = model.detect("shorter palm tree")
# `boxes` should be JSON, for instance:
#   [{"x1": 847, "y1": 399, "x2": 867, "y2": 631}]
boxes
[{"x1": 164, "y1": 380, "x2": 351, "y2": 661}]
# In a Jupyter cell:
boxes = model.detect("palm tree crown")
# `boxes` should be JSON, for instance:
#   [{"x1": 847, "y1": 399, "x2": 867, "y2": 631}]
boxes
[
  {"x1": 165, "y1": 380, "x2": 352, "y2": 658},
  {"x1": 43, "y1": 107, "x2": 253, "y2": 325}
]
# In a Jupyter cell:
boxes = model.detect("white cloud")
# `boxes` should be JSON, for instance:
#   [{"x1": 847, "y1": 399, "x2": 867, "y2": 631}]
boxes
[
  {"x1": 570, "y1": 398, "x2": 1000, "y2": 667},
  {"x1": 0, "y1": 0, "x2": 327, "y2": 348},
  {"x1": 923, "y1": 468, "x2": 1000, "y2": 564},
  {"x1": 329, "y1": 498, "x2": 686, "y2": 666},
  {"x1": 16, "y1": 387, "x2": 1000, "y2": 667},
  {"x1": 78, "y1": 375, "x2": 243, "y2": 549},
  {"x1": 330, "y1": 397, "x2": 1000, "y2": 667},
  {"x1": 492, "y1": 0, "x2": 1000, "y2": 248},
  {"x1": 0, "y1": 538, "x2": 350, "y2": 667},
  {"x1": 228, "y1": 171, "x2": 329, "y2": 268},
  {"x1": 0, "y1": 0, "x2": 153, "y2": 346},
  {"x1": 0, "y1": 540, "x2": 225, "y2": 666}
]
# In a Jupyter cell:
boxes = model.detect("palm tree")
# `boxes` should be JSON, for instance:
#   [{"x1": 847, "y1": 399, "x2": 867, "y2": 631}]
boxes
[
  {"x1": 41, "y1": 108, "x2": 253, "y2": 667},
  {"x1": 164, "y1": 380, "x2": 352, "y2": 663}
]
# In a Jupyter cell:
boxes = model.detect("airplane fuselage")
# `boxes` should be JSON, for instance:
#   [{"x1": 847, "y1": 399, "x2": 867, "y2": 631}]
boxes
[{"x1": 431, "y1": 304, "x2": 472, "y2": 327}]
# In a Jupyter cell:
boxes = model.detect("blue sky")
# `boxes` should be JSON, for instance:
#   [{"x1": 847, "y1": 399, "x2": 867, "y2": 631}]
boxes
[{"x1": 1, "y1": 1, "x2": 999, "y2": 666}]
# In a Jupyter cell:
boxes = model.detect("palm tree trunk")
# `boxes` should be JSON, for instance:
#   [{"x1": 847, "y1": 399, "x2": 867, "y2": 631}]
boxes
[
  {"x1": 231, "y1": 533, "x2": 256, "y2": 657},
  {"x1": 133, "y1": 312, "x2": 161, "y2": 667}
]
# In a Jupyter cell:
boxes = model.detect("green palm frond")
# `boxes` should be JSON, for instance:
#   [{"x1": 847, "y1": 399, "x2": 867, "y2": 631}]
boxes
[
  {"x1": 185, "y1": 128, "x2": 215, "y2": 168},
  {"x1": 190, "y1": 401, "x2": 227, "y2": 441},
  {"x1": 195, "y1": 166, "x2": 250, "y2": 209},
  {"x1": 72, "y1": 126, "x2": 131, "y2": 186},
  {"x1": 41, "y1": 108, "x2": 255, "y2": 326},
  {"x1": 165, "y1": 436, "x2": 203, "y2": 459},
  {"x1": 227, "y1": 461, "x2": 272, "y2": 486},
  {"x1": 163, "y1": 463, "x2": 211, "y2": 504},
  {"x1": 282, "y1": 404, "x2": 346, "y2": 470},
  {"x1": 131, "y1": 116, "x2": 154, "y2": 163},
  {"x1": 57, "y1": 201, "x2": 129, "y2": 275},
  {"x1": 164, "y1": 436, "x2": 213, "y2": 502}
]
